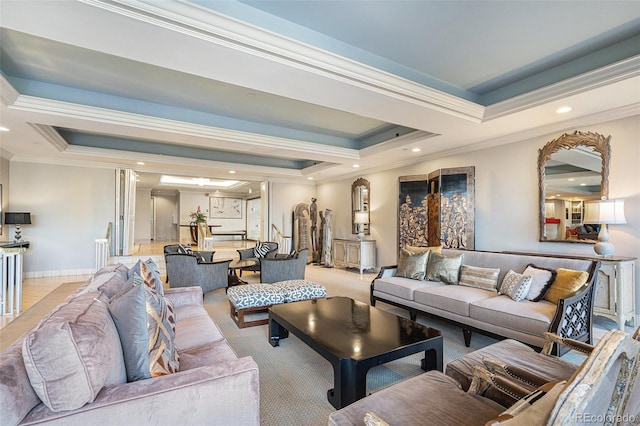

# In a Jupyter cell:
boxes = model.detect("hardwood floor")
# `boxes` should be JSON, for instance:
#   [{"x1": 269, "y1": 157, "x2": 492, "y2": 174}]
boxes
[{"x1": 0, "y1": 238, "x2": 254, "y2": 329}]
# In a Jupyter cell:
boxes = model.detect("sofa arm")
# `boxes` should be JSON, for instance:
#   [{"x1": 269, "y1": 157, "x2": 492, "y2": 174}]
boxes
[
  {"x1": 24, "y1": 357, "x2": 260, "y2": 426},
  {"x1": 375, "y1": 265, "x2": 398, "y2": 279},
  {"x1": 164, "y1": 286, "x2": 204, "y2": 308}
]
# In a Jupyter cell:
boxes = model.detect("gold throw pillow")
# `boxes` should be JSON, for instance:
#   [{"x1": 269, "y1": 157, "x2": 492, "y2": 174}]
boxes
[{"x1": 543, "y1": 268, "x2": 589, "y2": 304}]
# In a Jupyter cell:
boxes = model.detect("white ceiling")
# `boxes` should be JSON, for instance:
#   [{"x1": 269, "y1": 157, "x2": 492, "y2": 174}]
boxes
[{"x1": 1, "y1": 0, "x2": 639, "y2": 190}]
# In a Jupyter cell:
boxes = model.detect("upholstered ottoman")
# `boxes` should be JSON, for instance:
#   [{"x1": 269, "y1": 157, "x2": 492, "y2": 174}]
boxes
[{"x1": 227, "y1": 280, "x2": 326, "y2": 328}]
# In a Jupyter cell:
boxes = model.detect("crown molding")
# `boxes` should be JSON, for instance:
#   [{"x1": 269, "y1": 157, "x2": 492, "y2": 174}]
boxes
[
  {"x1": 10, "y1": 95, "x2": 360, "y2": 161},
  {"x1": 28, "y1": 123, "x2": 68, "y2": 151},
  {"x1": 0, "y1": 75, "x2": 19, "y2": 106},
  {"x1": 485, "y1": 56, "x2": 640, "y2": 120},
  {"x1": 81, "y1": 0, "x2": 484, "y2": 122}
]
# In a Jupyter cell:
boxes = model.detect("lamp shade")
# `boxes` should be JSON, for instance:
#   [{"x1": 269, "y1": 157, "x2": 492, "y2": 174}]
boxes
[
  {"x1": 354, "y1": 211, "x2": 368, "y2": 225},
  {"x1": 583, "y1": 199, "x2": 626, "y2": 225},
  {"x1": 4, "y1": 212, "x2": 31, "y2": 225}
]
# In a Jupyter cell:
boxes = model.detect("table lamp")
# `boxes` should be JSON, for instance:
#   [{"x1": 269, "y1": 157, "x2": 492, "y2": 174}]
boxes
[
  {"x1": 4, "y1": 212, "x2": 31, "y2": 241},
  {"x1": 583, "y1": 199, "x2": 626, "y2": 257},
  {"x1": 354, "y1": 211, "x2": 368, "y2": 241}
]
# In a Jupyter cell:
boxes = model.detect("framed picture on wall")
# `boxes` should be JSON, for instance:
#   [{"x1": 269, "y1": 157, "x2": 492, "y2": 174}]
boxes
[{"x1": 210, "y1": 197, "x2": 242, "y2": 219}]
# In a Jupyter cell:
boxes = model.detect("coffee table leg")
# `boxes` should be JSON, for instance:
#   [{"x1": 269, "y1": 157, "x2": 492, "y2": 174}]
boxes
[
  {"x1": 268, "y1": 317, "x2": 289, "y2": 347},
  {"x1": 420, "y1": 337, "x2": 443, "y2": 372},
  {"x1": 327, "y1": 359, "x2": 366, "y2": 409}
]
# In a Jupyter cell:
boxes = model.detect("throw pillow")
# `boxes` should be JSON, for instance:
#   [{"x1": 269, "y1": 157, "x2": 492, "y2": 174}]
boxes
[
  {"x1": 254, "y1": 241, "x2": 271, "y2": 258},
  {"x1": 522, "y1": 264, "x2": 557, "y2": 301},
  {"x1": 177, "y1": 244, "x2": 193, "y2": 255},
  {"x1": 544, "y1": 268, "x2": 589, "y2": 304},
  {"x1": 141, "y1": 259, "x2": 164, "y2": 296},
  {"x1": 108, "y1": 273, "x2": 151, "y2": 382},
  {"x1": 405, "y1": 244, "x2": 443, "y2": 255},
  {"x1": 144, "y1": 282, "x2": 179, "y2": 377},
  {"x1": 397, "y1": 248, "x2": 429, "y2": 280},
  {"x1": 459, "y1": 265, "x2": 500, "y2": 292},
  {"x1": 22, "y1": 291, "x2": 126, "y2": 412},
  {"x1": 499, "y1": 270, "x2": 533, "y2": 302},
  {"x1": 426, "y1": 252, "x2": 463, "y2": 285}
]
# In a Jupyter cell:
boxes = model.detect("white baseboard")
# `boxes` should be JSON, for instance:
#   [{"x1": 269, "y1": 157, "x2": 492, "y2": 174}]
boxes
[{"x1": 25, "y1": 268, "x2": 95, "y2": 279}]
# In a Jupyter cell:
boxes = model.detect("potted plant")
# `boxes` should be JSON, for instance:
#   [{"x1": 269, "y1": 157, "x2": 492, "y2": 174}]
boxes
[{"x1": 189, "y1": 206, "x2": 207, "y2": 224}]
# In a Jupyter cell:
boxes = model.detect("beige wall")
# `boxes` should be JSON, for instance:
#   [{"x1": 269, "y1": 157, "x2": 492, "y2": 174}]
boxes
[{"x1": 318, "y1": 115, "x2": 640, "y2": 315}]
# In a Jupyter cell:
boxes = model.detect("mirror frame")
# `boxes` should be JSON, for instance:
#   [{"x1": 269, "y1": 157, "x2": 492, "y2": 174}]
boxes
[
  {"x1": 352, "y1": 178, "x2": 370, "y2": 235},
  {"x1": 538, "y1": 131, "x2": 610, "y2": 243}
]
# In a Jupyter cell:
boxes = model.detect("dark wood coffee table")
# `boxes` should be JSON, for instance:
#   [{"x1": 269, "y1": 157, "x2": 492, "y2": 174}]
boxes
[
  {"x1": 227, "y1": 259, "x2": 258, "y2": 287},
  {"x1": 268, "y1": 296, "x2": 442, "y2": 409}
]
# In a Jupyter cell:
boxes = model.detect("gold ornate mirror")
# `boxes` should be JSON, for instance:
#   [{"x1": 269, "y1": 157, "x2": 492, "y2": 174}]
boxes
[
  {"x1": 352, "y1": 178, "x2": 370, "y2": 235},
  {"x1": 538, "y1": 131, "x2": 610, "y2": 243}
]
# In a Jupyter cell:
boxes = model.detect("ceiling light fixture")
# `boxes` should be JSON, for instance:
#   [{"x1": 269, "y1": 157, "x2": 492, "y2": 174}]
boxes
[
  {"x1": 353, "y1": 164, "x2": 360, "y2": 168},
  {"x1": 0, "y1": 126, "x2": 9, "y2": 132},
  {"x1": 229, "y1": 170, "x2": 236, "y2": 174},
  {"x1": 568, "y1": 178, "x2": 575, "y2": 181},
  {"x1": 160, "y1": 175, "x2": 239, "y2": 187},
  {"x1": 307, "y1": 177, "x2": 314, "y2": 180},
  {"x1": 411, "y1": 148, "x2": 421, "y2": 153},
  {"x1": 137, "y1": 161, "x2": 145, "y2": 165},
  {"x1": 556, "y1": 106, "x2": 572, "y2": 114}
]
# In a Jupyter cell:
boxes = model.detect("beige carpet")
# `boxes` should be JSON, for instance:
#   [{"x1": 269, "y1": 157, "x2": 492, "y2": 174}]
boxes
[{"x1": 0, "y1": 281, "x2": 84, "y2": 351}]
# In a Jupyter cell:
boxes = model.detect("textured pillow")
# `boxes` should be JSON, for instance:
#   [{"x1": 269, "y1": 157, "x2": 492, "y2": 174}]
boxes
[
  {"x1": 108, "y1": 273, "x2": 151, "y2": 382},
  {"x1": 144, "y1": 282, "x2": 179, "y2": 377},
  {"x1": 177, "y1": 244, "x2": 193, "y2": 255},
  {"x1": 426, "y1": 252, "x2": 463, "y2": 284},
  {"x1": 459, "y1": 265, "x2": 500, "y2": 292},
  {"x1": 254, "y1": 241, "x2": 271, "y2": 258},
  {"x1": 405, "y1": 244, "x2": 443, "y2": 255},
  {"x1": 22, "y1": 291, "x2": 126, "y2": 412},
  {"x1": 544, "y1": 268, "x2": 589, "y2": 304},
  {"x1": 397, "y1": 248, "x2": 429, "y2": 280},
  {"x1": 499, "y1": 270, "x2": 533, "y2": 302},
  {"x1": 523, "y1": 264, "x2": 557, "y2": 301}
]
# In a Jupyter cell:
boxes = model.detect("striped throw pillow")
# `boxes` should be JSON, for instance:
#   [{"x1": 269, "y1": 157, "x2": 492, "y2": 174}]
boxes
[
  {"x1": 254, "y1": 241, "x2": 271, "y2": 258},
  {"x1": 458, "y1": 265, "x2": 500, "y2": 292}
]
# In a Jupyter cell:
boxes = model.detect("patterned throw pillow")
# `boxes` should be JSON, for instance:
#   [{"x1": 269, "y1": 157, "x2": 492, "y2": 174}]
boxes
[
  {"x1": 544, "y1": 268, "x2": 589, "y2": 304},
  {"x1": 397, "y1": 248, "x2": 429, "y2": 280},
  {"x1": 143, "y1": 281, "x2": 179, "y2": 377},
  {"x1": 254, "y1": 241, "x2": 271, "y2": 258},
  {"x1": 426, "y1": 252, "x2": 463, "y2": 285},
  {"x1": 177, "y1": 244, "x2": 193, "y2": 255},
  {"x1": 500, "y1": 270, "x2": 533, "y2": 302},
  {"x1": 459, "y1": 265, "x2": 500, "y2": 292},
  {"x1": 523, "y1": 264, "x2": 557, "y2": 301}
]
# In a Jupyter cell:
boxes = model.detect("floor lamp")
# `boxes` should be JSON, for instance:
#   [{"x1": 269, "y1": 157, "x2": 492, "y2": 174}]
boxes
[
  {"x1": 4, "y1": 212, "x2": 32, "y2": 242},
  {"x1": 583, "y1": 199, "x2": 626, "y2": 257}
]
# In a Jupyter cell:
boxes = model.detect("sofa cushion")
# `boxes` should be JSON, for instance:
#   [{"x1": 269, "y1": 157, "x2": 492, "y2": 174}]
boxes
[
  {"x1": 426, "y1": 252, "x2": 463, "y2": 284},
  {"x1": 499, "y1": 270, "x2": 533, "y2": 302},
  {"x1": 178, "y1": 341, "x2": 239, "y2": 371},
  {"x1": 523, "y1": 264, "x2": 557, "y2": 301},
  {"x1": 22, "y1": 291, "x2": 126, "y2": 412},
  {"x1": 414, "y1": 285, "x2": 497, "y2": 317},
  {"x1": 271, "y1": 279, "x2": 327, "y2": 302},
  {"x1": 544, "y1": 268, "x2": 589, "y2": 304},
  {"x1": 83, "y1": 269, "x2": 130, "y2": 300},
  {"x1": 459, "y1": 265, "x2": 500, "y2": 292},
  {"x1": 373, "y1": 276, "x2": 438, "y2": 300},
  {"x1": 108, "y1": 273, "x2": 152, "y2": 382},
  {"x1": 396, "y1": 248, "x2": 429, "y2": 280},
  {"x1": 174, "y1": 315, "x2": 226, "y2": 350},
  {"x1": 470, "y1": 296, "x2": 556, "y2": 336},
  {"x1": 227, "y1": 283, "x2": 286, "y2": 309}
]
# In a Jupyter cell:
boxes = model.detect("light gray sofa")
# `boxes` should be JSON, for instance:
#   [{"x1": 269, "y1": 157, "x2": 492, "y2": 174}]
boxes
[
  {"x1": 1, "y1": 263, "x2": 259, "y2": 426},
  {"x1": 370, "y1": 249, "x2": 599, "y2": 353}
]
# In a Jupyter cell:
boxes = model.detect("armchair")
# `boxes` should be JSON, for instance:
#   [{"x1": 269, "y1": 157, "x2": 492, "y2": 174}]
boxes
[
  {"x1": 259, "y1": 249, "x2": 308, "y2": 283},
  {"x1": 165, "y1": 254, "x2": 231, "y2": 294},
  {"x1": 236, "y1": 242, "x2": 278, "y2": 276}
]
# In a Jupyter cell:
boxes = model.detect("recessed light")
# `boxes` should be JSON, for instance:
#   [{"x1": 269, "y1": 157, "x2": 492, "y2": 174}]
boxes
[
  {"x1": 556, "y1": 106, "x2": 572, "y2": 114},
  {"x1": 137, "y1": 161, "x2": 145, "y2": 165},
  {"x1": 0, "y1": 126, "x2": 9, "y2": 132},
  {"x1": 568, "y1": 178, "x2": 575, "y2": 181},
  {"x1": 580, "y1": 183, "x2": 587, "y2": 186},
  {"x1": 229, "y1": 170, "x2": 236, "y2": 174},
  {"x1": 307, "y1": 177, "x2": 314, "y2": 180},
  {"x1": 353, "y1": 164, "x2": 360, "y2": 168},
  {"x1": 411, "y1": 148, "x2": 421, "y2": 153}
]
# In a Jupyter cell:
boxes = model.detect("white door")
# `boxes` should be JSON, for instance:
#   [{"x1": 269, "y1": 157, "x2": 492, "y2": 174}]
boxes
[{"x1": 247, "y1": 197, "x2": 261, "y2": 240}]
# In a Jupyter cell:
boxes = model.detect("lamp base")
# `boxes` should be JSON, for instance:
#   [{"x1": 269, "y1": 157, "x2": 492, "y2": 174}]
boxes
[
  {"x1": 14, "y1": 225, "x2": 22, "y2": 242},
  {"x1": 357, "y1": 232, "x2": 365, "y2": 241},
  {"x1": 593, "y1": 224, "x2": 614, "y2": 257}
]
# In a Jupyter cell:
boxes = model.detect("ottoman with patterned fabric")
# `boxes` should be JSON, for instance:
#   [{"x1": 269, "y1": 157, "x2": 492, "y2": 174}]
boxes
[{"x1": 227, "y1": 280, "x2": 326, "y2": 328}]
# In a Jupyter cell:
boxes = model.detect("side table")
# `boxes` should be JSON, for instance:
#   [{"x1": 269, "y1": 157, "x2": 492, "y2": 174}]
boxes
[{"x1": 594, "y1": 257, "x2": 636, "y2": 330}]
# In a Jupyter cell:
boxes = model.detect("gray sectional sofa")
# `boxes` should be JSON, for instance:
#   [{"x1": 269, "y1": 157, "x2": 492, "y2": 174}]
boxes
[
  {"x1": 1, "y1": 262, "x2": 259, "y2": 426},
  {"x1": 370, "y1": 249, "x2": 600, "y2": 352}
]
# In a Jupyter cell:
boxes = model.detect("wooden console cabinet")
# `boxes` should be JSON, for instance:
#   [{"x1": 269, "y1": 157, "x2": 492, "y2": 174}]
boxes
[
  {"x1": 593, "y1": 257, "x2": 636, "y2": 330},
  {"x1": 332, "y1": 239, "x2": 376, "y2": 274}
]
